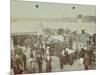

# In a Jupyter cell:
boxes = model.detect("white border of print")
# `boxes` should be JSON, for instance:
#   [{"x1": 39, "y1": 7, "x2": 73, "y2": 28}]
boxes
[{"x1": 0, "y1": 0, "x2": 98, "y2": 75}]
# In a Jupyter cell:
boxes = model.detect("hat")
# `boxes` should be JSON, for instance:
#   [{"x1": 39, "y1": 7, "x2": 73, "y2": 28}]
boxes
[
  {"x1": 47, "y1": 46, "x2": 50, "y2": 49},
  {"x1": 66, "y1": 48, "x2": 69, "y2": 51}
]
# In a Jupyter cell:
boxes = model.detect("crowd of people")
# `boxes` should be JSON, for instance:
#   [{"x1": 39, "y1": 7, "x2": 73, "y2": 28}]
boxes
[{"x1": 11, "y1": 28, "x2": 96, "y2": 74}]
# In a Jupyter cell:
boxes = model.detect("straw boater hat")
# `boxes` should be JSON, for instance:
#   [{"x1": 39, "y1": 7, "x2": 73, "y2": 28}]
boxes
[
  {"x1": 47, "y1": 46, "x2": 50, "y2": 49},
  {"x1": 66, "y1": 48, "x2": 69, "y2": 52},
  {"x1": 15, "y1": 54, "x2": 19, "y2": 59}
]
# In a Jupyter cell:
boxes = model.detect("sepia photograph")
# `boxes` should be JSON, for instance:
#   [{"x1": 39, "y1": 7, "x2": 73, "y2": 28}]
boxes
[{"x1": 11, "y1": 0, "x2": 96, "y2": 74}]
